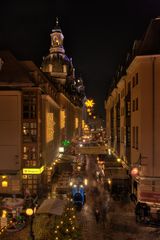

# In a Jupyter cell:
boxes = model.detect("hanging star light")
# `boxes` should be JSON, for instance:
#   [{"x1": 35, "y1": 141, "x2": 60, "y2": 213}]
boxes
[{"x1": 85, "y1": 99, "x2": 95, "y2": 108}]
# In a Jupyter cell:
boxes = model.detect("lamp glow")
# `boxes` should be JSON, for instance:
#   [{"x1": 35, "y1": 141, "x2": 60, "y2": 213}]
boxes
[
  {"x1": 131, "y1": 167, "x2": 139, "y2": 177},
  {"x1": 26, "y1": 208, "x2": 34, "y2": 216}
]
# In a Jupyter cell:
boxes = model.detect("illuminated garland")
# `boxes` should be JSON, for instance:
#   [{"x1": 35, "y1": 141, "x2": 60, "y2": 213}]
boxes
[
  {"x1": 52, "y1": 201, "x2": 81, "y2": 240},
  {"x1": 0, "y1": 220, "x2": 13, "y2": 236}
]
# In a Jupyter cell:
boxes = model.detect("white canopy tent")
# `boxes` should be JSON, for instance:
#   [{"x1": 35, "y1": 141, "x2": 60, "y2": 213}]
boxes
[{"x1": 36, "y1": 198, "x2": 66, "y2": 216}]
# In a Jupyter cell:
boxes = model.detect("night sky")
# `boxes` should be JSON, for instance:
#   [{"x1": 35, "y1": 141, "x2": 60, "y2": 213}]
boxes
[{"x1": 0, "y1": 0, "x2": 160, "y2": 117}]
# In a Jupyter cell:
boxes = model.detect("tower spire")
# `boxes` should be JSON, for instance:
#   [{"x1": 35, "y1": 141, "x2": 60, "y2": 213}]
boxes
[
  {"x1": 56, "y1": 16, "x2": 59, "y2": 27},
  {"x1": 53, "y1": 16, "x2": 61, "y2": 31},
  {"x1": 50, "y1": 17, "x2": 64, "y2": 54}
]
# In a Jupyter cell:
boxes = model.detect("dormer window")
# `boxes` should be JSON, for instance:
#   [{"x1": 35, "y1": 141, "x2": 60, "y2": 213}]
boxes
[{"x1": 0, "y1": 58, "x2": 4, "y2": 71}]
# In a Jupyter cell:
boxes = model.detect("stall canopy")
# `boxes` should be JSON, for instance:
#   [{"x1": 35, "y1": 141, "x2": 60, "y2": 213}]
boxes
[
  {"x1": 59, "y1": 154, "x2": 76, "y2": 162},
  {"x1": 36, "y1": 198, "x2": 66, "y2": 216}
]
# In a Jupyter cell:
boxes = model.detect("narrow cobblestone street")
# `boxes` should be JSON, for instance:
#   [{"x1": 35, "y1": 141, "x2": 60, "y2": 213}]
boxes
[
  {"x1": 3, "y1": 154, "x2": 160, "y2": 240},
  {"x1": 77, "y1": 155, "x2": 160, "y2": 240}
]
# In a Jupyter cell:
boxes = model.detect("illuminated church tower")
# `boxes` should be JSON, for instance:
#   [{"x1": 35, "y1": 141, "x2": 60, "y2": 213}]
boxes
[
  {"x1": 50, "y1": 17, "x2": 65, "y2": 54},
  {"x1": 41, "y1": 18, "x2": 74, "y2": 84}
]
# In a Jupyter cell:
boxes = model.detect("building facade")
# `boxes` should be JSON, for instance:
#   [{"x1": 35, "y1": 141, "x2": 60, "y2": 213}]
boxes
[
  {"x1": 0, "y1": 19, "x2": 85, "y2": 196},
  {"x1": 105, "y1": 17, "x2": 160, "y2": 209}
]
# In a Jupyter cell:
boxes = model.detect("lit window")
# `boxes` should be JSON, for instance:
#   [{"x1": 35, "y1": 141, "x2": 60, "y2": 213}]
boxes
[
  {"x1": 63, "y1": 65, "x2": 67, "y2": 73},
  {"x1": 49, "y1": 64, "x2": 52, "y2": 72}
]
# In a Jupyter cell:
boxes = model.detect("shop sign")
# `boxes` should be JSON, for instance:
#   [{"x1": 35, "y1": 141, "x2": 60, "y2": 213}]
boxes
[{"x1": 23, "y1": 166, "x2": 44, "y2": 175}]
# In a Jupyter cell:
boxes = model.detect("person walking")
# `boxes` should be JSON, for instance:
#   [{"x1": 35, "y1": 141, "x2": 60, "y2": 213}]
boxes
[
  {"x1": 94, "y1": 208, "x2": 100, "y2": 223},
  {"x1": 101, "y1": 205, "x2": 107, "y2": 228}
]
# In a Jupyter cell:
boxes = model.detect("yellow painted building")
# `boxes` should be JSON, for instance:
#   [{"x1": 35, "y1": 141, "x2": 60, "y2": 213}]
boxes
[
  {"x1": 105, "y1": 17, "x2": 160, "y2": 209},
  {"x1": 0, "y1": 19, "x2": 85, "y2": 196}
]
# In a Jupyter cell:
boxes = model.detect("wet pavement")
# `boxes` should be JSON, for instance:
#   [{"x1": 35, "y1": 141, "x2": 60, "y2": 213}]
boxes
[
  {"x1": 77, "y1": 155, "x2": 160, "y2": 240},
  {"x1": 3, "y1": 154, "x2": 160, "y2": 240}
]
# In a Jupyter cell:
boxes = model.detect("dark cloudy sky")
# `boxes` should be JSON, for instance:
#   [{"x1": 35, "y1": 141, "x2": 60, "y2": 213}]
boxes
[{"x1": 0, "y1": 0, "x2": 160, "y2": 117}]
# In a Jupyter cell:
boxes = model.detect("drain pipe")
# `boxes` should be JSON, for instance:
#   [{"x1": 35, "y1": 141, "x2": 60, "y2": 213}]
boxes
[{"x1": 152, "y1": 57, "x2": 155, "y2": 176}]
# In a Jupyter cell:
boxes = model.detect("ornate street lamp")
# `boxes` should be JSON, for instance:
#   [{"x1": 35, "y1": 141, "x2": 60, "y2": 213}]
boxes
[{"x1": 26, "y1": 208, "x2": 34, "y2": 240}]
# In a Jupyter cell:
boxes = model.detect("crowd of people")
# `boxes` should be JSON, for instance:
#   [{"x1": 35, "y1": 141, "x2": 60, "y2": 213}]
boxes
[{"x1": 86, "y1": 156, "x2": 110, "y2": 228}]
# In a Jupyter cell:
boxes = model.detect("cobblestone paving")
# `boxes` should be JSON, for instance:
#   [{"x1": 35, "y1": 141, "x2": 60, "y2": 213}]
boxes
[
  {"x1": 3, "y1": 154, "x2": 160, "y2": 240},
  {"x1": 77, "y1": 204, "x2": 105, "y2": 240},
  {"x1": 76, "y1": 155, "x2": 160, "y2": 240}
]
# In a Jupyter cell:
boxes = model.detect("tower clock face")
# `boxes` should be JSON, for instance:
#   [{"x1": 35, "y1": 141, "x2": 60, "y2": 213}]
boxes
[{"x1": 53, "y1": 35, "x2": 59, "y2": 46}]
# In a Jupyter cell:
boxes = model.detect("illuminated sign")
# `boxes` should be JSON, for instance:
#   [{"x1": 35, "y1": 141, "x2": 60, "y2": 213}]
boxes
[
  {"x1": 61, "y1": 139, "x2": 70, "y2": 147},
  {"x1": 2, "y1": 180, "x2": 8, "y2": 187},
  {"x1": 23, "y1": 166, "x2": 44, "y2": 175},
  {"x1": 59, "y1": 147, "x2": 64, "y2": 153}
]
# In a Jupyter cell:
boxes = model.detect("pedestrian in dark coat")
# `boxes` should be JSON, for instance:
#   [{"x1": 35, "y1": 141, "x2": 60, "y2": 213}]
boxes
[
  {"x1": 94, "y1": 208, "x2": 100, "y2": 223},
  {"x1": 101, "y1": 205, "x2": 107, "y2": 227}
]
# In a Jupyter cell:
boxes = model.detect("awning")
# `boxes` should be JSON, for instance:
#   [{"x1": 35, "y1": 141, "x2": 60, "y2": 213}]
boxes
[
  {"x1": 59, "y1": 154, "x2": 76, "y2": 162},
  {"x1": 2, "y1": 197, "x2": 24, "y2": 210},
  {"x1": 36, "y1": 198, "x2": 66, "y2": 216}
]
